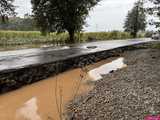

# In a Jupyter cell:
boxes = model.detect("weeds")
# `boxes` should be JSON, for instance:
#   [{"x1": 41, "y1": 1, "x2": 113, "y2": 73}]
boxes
[
  {"x1": 72, "y1": 67, "x2": 89, "y2": 100},
  {"x1": 0, "y1": 30, "x2": 146, "y2": 51},
  {"x1": 53, "y1": 62, "x2": 90, "y2": 120}
]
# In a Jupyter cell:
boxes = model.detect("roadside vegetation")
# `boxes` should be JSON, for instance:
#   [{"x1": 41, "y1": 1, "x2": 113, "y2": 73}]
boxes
[
  {"x1": 150, "y1": 42, "x2": 160, "y2": 49},
  {"x1": 0, "y1": 30, "x2": 146, "y2": 51}
]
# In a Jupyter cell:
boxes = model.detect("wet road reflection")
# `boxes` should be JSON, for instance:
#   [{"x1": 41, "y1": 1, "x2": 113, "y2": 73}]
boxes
[{"x1": 0, "y1": 38, "x2": 153, "y2": 72}]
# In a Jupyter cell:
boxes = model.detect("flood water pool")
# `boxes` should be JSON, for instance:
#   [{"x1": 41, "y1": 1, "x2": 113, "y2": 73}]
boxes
[{"x1": 0, "y1": 58, "x2": 127, "y2": 120}]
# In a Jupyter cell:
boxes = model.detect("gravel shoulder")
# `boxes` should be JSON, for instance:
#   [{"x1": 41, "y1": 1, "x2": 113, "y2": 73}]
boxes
[{"x1": 67, "y1": 42, "x2": 160, "y2": 120}]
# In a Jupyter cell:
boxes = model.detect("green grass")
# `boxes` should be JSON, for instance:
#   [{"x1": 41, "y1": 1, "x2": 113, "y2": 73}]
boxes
[
  {"x1": 0, "y1": 31, "x2": 67, "y2": 45},
  {"x1": 150, "y1": 43, "x2": 160, "y2": 49},
  {"x1": 0, "y1": 30, "x2": 145, "y2": 51}
]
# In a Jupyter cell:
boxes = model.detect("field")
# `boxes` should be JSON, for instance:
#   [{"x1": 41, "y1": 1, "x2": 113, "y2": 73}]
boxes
[{"x1": 0, "y1": 30, "x2": 145, "y2": 51}]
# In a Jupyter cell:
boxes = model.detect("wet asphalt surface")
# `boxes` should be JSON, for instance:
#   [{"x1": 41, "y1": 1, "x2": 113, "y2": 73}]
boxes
[{"x1": 0, "y1": 38, "x2": 154, "y2": 72}]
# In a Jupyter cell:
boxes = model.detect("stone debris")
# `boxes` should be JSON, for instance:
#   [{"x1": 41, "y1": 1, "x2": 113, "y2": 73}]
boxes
[{"x1": 67, "y1": 47, "x2": 160, "y2": 120}]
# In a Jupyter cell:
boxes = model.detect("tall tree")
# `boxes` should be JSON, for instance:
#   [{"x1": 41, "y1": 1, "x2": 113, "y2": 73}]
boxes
[
  {"x1": 31, "y1": 0, "x2": 101, "y2": 43},
  {"x1": 124, "y1": 0, "x2": 146, "y2": 38},
  {"x1": 148, "y1": 0, "x2": 160, "y2": 29},
  {"x1": 0, "y1": 0, "x2": 15, "y2": 23}
]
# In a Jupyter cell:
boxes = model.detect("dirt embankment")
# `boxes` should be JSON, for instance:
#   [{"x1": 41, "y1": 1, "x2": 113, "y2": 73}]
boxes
[{"x1": 67, "y1": 42, "x2": 160, "y2": 120}]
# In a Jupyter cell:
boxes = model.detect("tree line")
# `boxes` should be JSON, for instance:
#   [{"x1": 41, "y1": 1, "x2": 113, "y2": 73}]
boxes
[
  {"x1": 0, "y1": 0, "x2": 160, "y2": 42},
  {"x1": 0, "y1": 14, "x2": 36, "y2": 31}
]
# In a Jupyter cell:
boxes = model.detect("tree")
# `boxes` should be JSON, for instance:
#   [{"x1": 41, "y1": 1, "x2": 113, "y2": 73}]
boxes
[
  {"x1": 0, "y1": 0, "x2": 15, "y2": 23},
  {"x1": 148, "y1": 0, "x2": 160, "y2": 29},
  {"x1": 31, "y1": 0, "x2": 101, "y2": 43},
  {"x1": 0, "y1": 16, "x2": 37, "y2": 31},
  {"x1": 124, "y1": 0, "x2": 146, "y2": 38}
]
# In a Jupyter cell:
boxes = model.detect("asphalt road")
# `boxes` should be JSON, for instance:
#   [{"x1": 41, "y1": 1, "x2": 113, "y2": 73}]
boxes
[{"x1": 0, "y1": 38, "x2": 155, "y2": 72}]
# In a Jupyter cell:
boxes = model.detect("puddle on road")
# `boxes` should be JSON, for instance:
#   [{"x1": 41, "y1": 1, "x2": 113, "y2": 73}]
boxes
[
  {"x1": 0, "y1": 57, "x2": 127, "y2": 120},
  {"x1": 88, "y1": 57, "x2": 127, "y2": 81}
]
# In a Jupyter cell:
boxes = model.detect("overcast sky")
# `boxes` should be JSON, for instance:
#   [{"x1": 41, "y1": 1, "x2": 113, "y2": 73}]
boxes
[{"x1": 14, "y1": 0, "x2": 139, "y2": 32}]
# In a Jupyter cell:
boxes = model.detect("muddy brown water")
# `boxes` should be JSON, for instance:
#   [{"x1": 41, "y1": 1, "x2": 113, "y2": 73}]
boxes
[{"x1": 0, "y1": 58, "x2": 126, "y2": 120}]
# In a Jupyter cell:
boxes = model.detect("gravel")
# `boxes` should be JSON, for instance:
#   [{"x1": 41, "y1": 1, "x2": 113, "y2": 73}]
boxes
[{"x1": 67, "y1": 47, "x2": 160, "y2": 120}]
